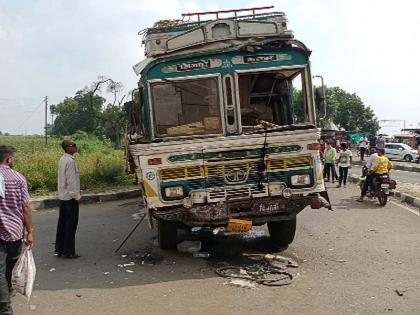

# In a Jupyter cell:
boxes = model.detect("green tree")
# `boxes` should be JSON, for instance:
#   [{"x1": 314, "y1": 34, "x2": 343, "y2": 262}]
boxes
[
  {"x1": 51, "y1": 92, "x2": 104, "y2": 135},
  {"x1": 325, "y1": 87, "x2": 380, "y2": 133}
]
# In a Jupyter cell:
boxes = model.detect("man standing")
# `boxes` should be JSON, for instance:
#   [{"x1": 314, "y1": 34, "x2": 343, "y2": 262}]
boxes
[
  {"x1": 55, "y1": 140, "x2": 81, "y2": 259},
  {"x1": 376, "y1": 135, "x2": 385, "y2": 150},
  {"x1": 323, "y1": 141, "x2": 337, "y2": 182},
  {"x1": 0, "y1": 145, "x2": 33, "y2": 315},
  {"x1": 359, "y1": 136, "x2": 368, "y2": 161},
  {"x1": 336, "y1": 143, "x2": 352, "y2": 188}
]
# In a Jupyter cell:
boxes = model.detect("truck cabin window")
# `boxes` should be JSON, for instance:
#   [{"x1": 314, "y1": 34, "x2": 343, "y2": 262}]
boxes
[
  {"x1": 151, "y1": 77, "x2": 222, "y2": 137},
  {"x1": 238, "y1": 69, "x2": 307, "y2": 129}
]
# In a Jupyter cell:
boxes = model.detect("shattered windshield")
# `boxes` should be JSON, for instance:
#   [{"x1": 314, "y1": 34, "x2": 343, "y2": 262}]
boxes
[
  {"x1": 151, "y1": 77, "x2": 222, "y2": 137},
  {"x1": 238, "y1": 69, "x2": 309, "y2": 129}
]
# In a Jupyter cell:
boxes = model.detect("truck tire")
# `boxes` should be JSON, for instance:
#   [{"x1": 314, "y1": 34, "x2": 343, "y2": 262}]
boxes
[
  {"x1": 267, "y1": 217, "x2": 297, "y2": 247},
  {"x1": 157, "y1": 220, "x2": 178, "y2": 249}
]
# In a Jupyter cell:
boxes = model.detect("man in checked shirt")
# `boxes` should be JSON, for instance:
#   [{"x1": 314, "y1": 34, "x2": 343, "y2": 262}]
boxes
[
  {"x1": 54, "y1": 140, "x2": 82, "y2": 259},
  {"x1": 0, "y1": 144, "x2": 34, "y2": 315}
]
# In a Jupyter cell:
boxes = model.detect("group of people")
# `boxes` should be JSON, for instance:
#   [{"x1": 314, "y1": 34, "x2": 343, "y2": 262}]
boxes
[
  {"x1": 321, "y1": 140, "x2": 353, "y2": 188},
  {"x1": 0, "y1": 140, "x2": 81, "y2": 314},
  {"x1": 358, "y1": 135, "x2": 386, "y2": 161}
]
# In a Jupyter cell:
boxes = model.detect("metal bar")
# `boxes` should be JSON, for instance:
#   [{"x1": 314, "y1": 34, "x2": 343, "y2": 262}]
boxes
[
  {"x1": 182, "y1": 6, "x2": 274, "y2": 17},
  {"x1": 114, "y1": 212, "x2": 147, "y2": 253}
]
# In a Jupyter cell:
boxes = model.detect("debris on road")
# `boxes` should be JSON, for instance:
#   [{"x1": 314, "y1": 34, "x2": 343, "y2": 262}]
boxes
[
  {"x1": 215, "y1": 263, "x2": 293, "y2": 287},
  {"x1": 126, "y1": 270, "x2": 134, "y2": 273},
  {"x1": 395, "y1": 289, "x2": 404, "y2": 296},
  {"x1": 242, "y1": 253, "x2": 299, "y2": 269},
  {"x1": 334, "y1": 259, "x2": 347, "y2": 263},
  {"x1": 193, "y1": 252, "x2": 211, "y2": 258},
  {"x1": 224, "y1": 278, "x2": 257, "y2": 289},
  {"x1": 49, "y1": 268, "x2": 56, "y2": 272},
  {"x1": 177, "y1": 240, "x2": 201, "y2": 253}
]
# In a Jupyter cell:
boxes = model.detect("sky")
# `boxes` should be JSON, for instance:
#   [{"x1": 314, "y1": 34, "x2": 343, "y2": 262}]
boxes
[{"x1": 0, "y1": 0, "x2": 419, "y2": 135}]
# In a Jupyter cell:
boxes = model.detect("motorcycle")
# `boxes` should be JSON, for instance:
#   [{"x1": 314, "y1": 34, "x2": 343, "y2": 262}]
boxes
[{"x1": 359, "y1": 166, "x2": 397, "y2": 206}]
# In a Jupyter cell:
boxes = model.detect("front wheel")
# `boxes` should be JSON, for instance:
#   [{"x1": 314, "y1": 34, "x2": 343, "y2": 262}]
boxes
[
  {"x1": 157, "y1": 220, "x2": 178, "y2": 249},
  {"x1": 267, "y1": 217, "x2": 297, "y2": 247},
  {"x1": 377, "y1": 190, "x2": 388, "y2": 207}
]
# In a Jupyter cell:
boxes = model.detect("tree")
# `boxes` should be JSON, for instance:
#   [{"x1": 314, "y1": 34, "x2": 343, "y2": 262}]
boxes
[
  {"x1": 51, "y1": 76, "x2": 127, "y2": 147},
  {"x1": 51, "y1": 92, "x2": 104, "y2": 136},
  {"x1": 294, "y1": 86, "x2": 380, "y2": 134},
  {"x1": 325, "y1": 87, "x2": 380, "y2": 134}
]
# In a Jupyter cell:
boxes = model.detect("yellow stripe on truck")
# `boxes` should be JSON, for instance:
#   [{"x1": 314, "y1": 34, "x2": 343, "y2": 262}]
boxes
[{"x1": 143, "y1": 180, "x2": 157, "y2": 197}]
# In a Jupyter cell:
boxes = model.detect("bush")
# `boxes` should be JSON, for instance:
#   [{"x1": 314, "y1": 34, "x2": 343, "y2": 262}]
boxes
[{"x1": 0, "y1": 135, "x2": 134, "y2": 195}]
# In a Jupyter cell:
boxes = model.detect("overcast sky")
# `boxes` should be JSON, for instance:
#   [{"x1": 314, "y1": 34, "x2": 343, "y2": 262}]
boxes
[{"x1": 0, "y1": 0, "x2": 419, "y2": 135}]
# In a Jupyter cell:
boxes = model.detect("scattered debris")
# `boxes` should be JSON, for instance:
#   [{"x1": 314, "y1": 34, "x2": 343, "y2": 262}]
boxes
[
  {"x1": 29, "y1": 305, "x2": 37, "y2": 311},
  {"x1": 49, "y1": 268, "x2": 56, "y2": 272},
  {"x1": 193, "y1": 252, "x2": 211, "y2": 258},
  {"x1": 395, "y1": 289, "x2": 404, "y2": 296},
  {"x1": 121, "y1": 255, "x2": 127, "y2": 258},
  {"x1": 123, "y1": 262, "x2": 135, "y2": 267},
  {"x1": 126, "y1": 270, "x2": 134, "y2": 273},
  {"x1": 177, "y1": 241, "x2": 201, "y2": 253},
  {"x1": 334, "y1": 259, "x2": 347, "y2": 263},
  {"x1": 103, "y1": 272, "x2": 110, "y2": 275},
  {"x1": 242, "y1": 253, "x2": 299, "y2": 269},
  {"x1": 215, "y1": 264, "x2": 293, "y2": 287},
  {"x1": 224, "y1": 278, "x2": 257, "y2": 289},
  {"x1": 76, "y1": 294, "x2": 82, "y2": 298}
]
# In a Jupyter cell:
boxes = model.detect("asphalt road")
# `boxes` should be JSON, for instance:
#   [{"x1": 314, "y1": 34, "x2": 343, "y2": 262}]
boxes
[
  {"x1": 13, "y1": 183, "x2": 420, "y2": 315},
  {"x1": 351, "y1": 164, "x2": 420, "y2": 184}
]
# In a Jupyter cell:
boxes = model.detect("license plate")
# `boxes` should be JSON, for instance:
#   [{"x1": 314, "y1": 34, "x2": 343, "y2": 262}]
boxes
[
  {"x1": 226, "y1": 219, "x2": 252, "y2": 233},
  {"x1": 381, "y1": 184, "x2": 390, "y2": 188}
]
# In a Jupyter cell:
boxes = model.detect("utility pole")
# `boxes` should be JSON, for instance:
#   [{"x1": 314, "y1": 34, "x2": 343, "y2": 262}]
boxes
[{"x1": 45, "y1": 96, "x2": 48, "y2": 145}]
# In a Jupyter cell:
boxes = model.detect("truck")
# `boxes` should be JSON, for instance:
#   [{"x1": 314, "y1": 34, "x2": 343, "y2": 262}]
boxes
[{"x1": 125, "y1": 6, "x2": 330, "y2": 249}]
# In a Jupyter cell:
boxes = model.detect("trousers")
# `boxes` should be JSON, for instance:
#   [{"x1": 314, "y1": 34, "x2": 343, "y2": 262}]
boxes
[
  {"x1": 55, "y1": 199, "x2": 79, "y2": 256},
  {"x1": 0, "y1": 239, "x2": 22, "y2": 315},
  {"x1": 338, "y1": 167, "x2": 349, "y2": 185}
]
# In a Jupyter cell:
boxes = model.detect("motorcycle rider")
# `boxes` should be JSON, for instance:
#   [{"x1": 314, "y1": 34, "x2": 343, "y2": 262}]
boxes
[{"x1": 357, "y1": 148, "x2": 392, "y2": 202}]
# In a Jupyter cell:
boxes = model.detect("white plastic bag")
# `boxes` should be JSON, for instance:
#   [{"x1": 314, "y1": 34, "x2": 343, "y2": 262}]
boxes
[
  {"x1": 0, "y1": 174, "x2": 5, "y2": 198},
  {"x1": 11, "y1": 246, "x2": 36, "y2": 300}
]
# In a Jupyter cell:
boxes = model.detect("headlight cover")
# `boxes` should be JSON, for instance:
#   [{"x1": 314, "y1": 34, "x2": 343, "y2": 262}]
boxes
[
  {"x1": 290, "y1": 174, "x2": 311, "y2": 186},
  {"x1": 164, "y1": 186, "x2": 184, "y2": 198}
]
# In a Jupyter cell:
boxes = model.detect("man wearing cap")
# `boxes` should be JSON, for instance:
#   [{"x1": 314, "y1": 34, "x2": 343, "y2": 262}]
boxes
[
  {"x1": 55, "y1": 140, "x2": 81, "y2": 259},
  {"x1": 0, "y1": 144, "x2": 33, "y2": 314}
]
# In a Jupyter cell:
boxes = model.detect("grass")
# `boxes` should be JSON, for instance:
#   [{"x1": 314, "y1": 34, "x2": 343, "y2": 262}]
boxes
[{"x1": 0, "y1": 135, "x2": 136, "y2": 195}]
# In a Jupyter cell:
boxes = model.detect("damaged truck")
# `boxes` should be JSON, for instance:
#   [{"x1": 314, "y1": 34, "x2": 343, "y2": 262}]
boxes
[{"x1": 125, "y1": 6, "x2": 330, "y2": 249}]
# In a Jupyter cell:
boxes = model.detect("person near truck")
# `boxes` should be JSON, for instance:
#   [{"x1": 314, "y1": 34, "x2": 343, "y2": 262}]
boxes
[
  {"x1": 357, "y1": 148, "x2": 393, "y2": 202},
  {"x1": 55, "y1": 140, "x2": 81, "y2": 259},
  {"x1": 0, "y1": 144, "x2": 34, "y2": 315},
  {"x1": 323, "y1": 141, "x2": 337, "y2": 182},
  {"x1": 336, "y1": 142, "x2": 352, "y2": 188},
  {"x1": 359, "y1": 136, "x2": 368, "y2": 161},
  {"x1": 376, "y1": 135, "x2": 385, "y2": 150}
]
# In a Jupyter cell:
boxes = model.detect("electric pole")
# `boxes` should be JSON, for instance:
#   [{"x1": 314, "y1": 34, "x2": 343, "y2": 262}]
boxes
[{"x1": 45, "y1": 96, "x2": 48, "y2": 145}]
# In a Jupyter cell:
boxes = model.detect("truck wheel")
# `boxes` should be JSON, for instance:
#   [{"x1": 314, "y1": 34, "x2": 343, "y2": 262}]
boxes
[
  {"x1": 267, "y1": 217, "x2": 297, "y2": 247},
  {"x1": 157, "y1": 220, "x2": 178, "y2": 249},
  {"x1": 404, "y1": 155, "x2": 412, "y2": 162}
]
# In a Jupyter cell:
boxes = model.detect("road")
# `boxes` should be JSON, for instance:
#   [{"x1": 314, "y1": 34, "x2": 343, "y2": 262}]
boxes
[
  {"x1": 351, "y1": 164, "x2": 420, "y2": 184},
  {"x1": 13, "y1": 183, "x2": 420, "y2": 315}
]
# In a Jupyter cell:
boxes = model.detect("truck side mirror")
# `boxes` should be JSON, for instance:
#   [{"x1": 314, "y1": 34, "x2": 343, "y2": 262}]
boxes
[{"x1": 315, "y1": 87, "x2": 327, "y2": 118}]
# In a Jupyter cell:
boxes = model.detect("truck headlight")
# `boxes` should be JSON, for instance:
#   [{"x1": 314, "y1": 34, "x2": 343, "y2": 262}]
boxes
[
  {"x1": 164, "y1": 186, "x2": 184, "y2": 198},
  {"x1": 290, "y1": 174, "x2": 311, "y2": 186}
]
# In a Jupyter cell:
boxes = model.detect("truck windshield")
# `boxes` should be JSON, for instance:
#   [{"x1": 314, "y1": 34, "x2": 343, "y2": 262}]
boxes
[
  {"x1": 238, "y1": 68, "x2": 309, "y2": 129},
  {"x1": 151, "y1": 77, "x2": 222, "y2": 137}
]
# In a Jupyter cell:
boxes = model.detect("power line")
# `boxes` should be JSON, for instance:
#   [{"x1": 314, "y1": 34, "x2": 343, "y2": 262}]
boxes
[{"x1": 13, "y1": 98, "x2": 46, "y2": 133}]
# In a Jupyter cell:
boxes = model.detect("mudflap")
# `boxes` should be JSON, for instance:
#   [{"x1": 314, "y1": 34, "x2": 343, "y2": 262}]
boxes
[{"x1": 319, "y1": 190, "x2": 333, "y2": 211}]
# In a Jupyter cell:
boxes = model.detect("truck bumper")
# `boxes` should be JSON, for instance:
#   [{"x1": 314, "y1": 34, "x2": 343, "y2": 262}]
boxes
[{"x1": 152, "y1": 194, "x2": 329, "y2": 226}]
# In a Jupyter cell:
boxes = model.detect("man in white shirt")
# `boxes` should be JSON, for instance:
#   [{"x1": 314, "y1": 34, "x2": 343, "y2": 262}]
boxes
[
  {"x1": 359, "y1": 136, "x2": 368, "y2": 161},
  {"x1": 55, "y1": 140, "x2": 81, "y2": 259}
]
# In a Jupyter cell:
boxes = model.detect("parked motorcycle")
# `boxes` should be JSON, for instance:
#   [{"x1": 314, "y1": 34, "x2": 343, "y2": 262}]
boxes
[{"x1": 359, "y1": 166, "x2": 397, "y2": 206}]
